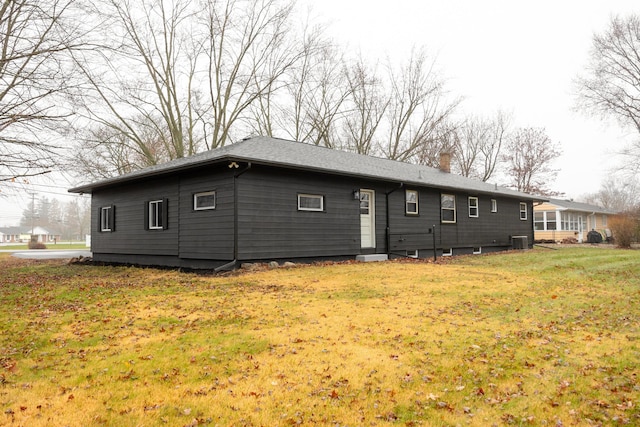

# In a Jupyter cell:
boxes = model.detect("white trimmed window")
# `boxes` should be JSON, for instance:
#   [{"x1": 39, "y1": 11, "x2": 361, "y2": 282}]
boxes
[
  {"x1": 298, "y1": 194, "x2": 324, "y2": 211},
  {"x1": 468, "y1": 197, "x2": 479, "y2": 218},
  {"x1": 194, "y1": 191, "x2": 216, "y2": 211},
  {"x1": 519, "y1": 202, "x2": 528, "y2": 220},
  {"x1": 441, "y1": 194, "x2": 456, "y2": 223},
  {"x1": 149, "y1": 199, "x2": 165, "y2": 229},
  {"x1": 405, "y1": 190, "x2": 418, "y2": 215},
  {"x1": 491, "y1": 199, "x2": 497, "y2": 213},
  {"x1": 100, "y1": 206, "x2": 114, "y2": 232}
]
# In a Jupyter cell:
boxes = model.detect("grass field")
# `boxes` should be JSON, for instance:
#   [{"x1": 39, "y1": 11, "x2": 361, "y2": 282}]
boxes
[
  {"x1": 0, "y1": 248, "x2": 638, "y2": 426},
  {"x1": 0, "y1": 243, "x2": 88, "y2": 251}
]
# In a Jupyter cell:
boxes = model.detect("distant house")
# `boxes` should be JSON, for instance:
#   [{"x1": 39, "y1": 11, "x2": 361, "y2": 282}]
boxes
[
  {"x1": 69, "y1": 136, "x2": 545, "y2": 270},
  {"x1": 0, "y1": 226, "x2": 61, "y2": 244},
  {"x1": 533, "y1": 199, "x2": 614, "y2": 243}
]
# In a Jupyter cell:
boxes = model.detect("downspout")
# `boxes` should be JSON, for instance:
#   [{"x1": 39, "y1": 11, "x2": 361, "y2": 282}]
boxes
[
  {"x1": 385, "y1": 182, "x2": 404, "y2": 258},
  {"x1": 215, "y1": 161, "x2": 252, "y2": 272}
]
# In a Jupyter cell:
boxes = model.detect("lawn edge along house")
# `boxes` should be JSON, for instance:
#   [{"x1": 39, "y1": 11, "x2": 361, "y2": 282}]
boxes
[{"x1": 69, "y1": 136, "x2": 544, "y2": 270}]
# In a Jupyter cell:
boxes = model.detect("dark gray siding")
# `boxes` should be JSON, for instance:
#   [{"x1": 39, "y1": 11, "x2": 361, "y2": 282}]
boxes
[
  {"x1": 440, "y1": 195, "x2": 532, "y2": 249},
  {"x1": 236, "y1": 167, "x2": 362, "y2": 260},
  {"x1": 178, "y1": 168, "x2": 234, "y2": 260},
  {"x1": 89, "y1": 162, "x2": 534, "y2": 268},
  {"x1": 386, "y1": 189, "x2": 533, "y2": 254},
  {"x1": 92, "y1": 177, "x2": 179, "y2": 256}
]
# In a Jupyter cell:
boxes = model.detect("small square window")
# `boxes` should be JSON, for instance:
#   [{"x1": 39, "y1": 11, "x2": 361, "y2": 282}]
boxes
[
  {"x1": 519, "y1": 202, "x2": 528, "y2": 220},
  {"x1": 491, "y1": 199, "x2": 497, "y2": 213},
  {"x1": 405, "y1": 190, "x2": 418, "y2": 215},
  {"x1": 473, "y1": 247, "x2": 482, "y2": 255},
  {"x1": 441, "y1": 194, "x2": 456, "y2": 223},
  {"x1": 442, "y1": 248, "x2": 452, "y2": 257},
  {"x1": 468, "y1": 197, "x2": 479, "y2": 218},
  {"x1": 298, "y1": 194, "x2": 324, "y2": 211},
  {"x1": 194, "y1": 191, "x2": 216, "y2": 210}
]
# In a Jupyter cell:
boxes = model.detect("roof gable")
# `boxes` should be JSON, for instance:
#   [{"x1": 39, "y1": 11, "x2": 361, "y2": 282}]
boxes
[{"x1": 69, "y1": 136, "x2": 545, "y2": 201}]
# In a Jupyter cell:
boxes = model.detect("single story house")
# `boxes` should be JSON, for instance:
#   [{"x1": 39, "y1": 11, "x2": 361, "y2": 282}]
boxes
[
  {"x1": 533, "y1": 198, "x2": 614, "y2": 243},
  {"x1": 69, "y1": 136, "x2": 545, "y2": 270},
  {"x1": 0, "y1": 226, "x2": 61, "y2": 244}
]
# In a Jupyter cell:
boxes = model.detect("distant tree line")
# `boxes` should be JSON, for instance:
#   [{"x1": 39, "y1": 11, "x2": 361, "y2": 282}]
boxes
[{"x1": 20, "y1": 195, "x2": 91, "y2": 241}]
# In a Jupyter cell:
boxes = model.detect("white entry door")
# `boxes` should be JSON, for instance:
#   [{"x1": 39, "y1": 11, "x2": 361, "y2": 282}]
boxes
[
  {"x1": 360, "y1": 189, "x2": 376, "y2": 248},
  {"x1": 578, "y1": 215, "x2": 584, "y2": 243}
]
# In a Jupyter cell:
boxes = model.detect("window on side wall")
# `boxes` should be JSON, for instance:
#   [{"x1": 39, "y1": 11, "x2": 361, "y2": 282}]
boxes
[
  {"x1": 468, "y1": 196, "x2": 479, "y2": 218},
  {"x1": 519, "y1": 202, "x2": 527, "y2": 220},
  {"x1": 100, "y1": 205, "x2": 115, "y2": 232},
  {"x1": 298, "y1": 194, "x2": 324, "y2": 211},
  {"x1": 405, "y1": 190, "x2": 418, "y2": 215},
  {"x1": 441, "y1": 194, "x2": 456, "y2": 223},
  {"x1": 147, "y1": 199, "x2": 167, "y2": 230},
  {"x1": 491, "y1": 199, "x2": 497, "y2": 213},
  {"x1": 194, "y1": 191, "x2": 216, "y2": 211}
]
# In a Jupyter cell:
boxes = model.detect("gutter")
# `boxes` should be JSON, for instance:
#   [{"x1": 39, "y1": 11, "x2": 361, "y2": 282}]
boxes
[{"x1": 385, "y1": 182, "x2": 404, "y2": 258}]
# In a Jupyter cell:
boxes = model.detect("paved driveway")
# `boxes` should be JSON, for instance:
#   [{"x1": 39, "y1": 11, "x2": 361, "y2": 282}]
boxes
[{"x1": 9, "y1": 250, "x2": 92, "y2": 260}]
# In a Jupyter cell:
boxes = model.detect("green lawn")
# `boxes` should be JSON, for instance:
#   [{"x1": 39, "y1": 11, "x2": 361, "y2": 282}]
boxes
[{"x1": 0, "y1": 247, "x2": 638, "y2": 426}]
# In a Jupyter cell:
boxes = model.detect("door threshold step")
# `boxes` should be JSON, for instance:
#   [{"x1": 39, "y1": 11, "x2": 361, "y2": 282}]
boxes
[{"x1": 355, "y1": 254, "x2": 388, "y2": 262}]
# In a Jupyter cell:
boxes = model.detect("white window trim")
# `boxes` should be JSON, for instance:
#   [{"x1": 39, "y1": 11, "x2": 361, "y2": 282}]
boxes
[
  {"x1": 149, "y1": 199, "x2": 164, "y2": 229},
  {"x1": 194, "y1": 191, "x2": 216, "y2": 211},
  {"x1": 473, "y1": 247, "x2": 482, "y2": 255},
  {"x1": 519, "y1": 202, "x2": 528, "y2": 221},
  {"x1": 441, "y1": 194, "x2": 456, "y2": 223},
  {"x1": 405, "y1": 190, "x2": 419, "y2": 215},
  {"x1": 297, "y1": 194, "x2": 324, "y2": 212},
  {"x1": 442, "y1": 248, "x2": 453, "y2": 257},
  {"x1": 100, "y1": 206, "x2": 112, "y2": 232},
  {"x1": 491, "y1": 199, "x2": 497, "y2": 213},
  {"x1": 468, "y1": 196, "x2": 479, "y2": 218}
]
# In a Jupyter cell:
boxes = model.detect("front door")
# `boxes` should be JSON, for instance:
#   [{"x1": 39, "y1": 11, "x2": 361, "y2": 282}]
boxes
[
  {"x1": 360, "y1": 189, "x2": 376, "y2": 248},
  {"x1": 578, "y1": 215, "x2": 584, "y2": 243}
]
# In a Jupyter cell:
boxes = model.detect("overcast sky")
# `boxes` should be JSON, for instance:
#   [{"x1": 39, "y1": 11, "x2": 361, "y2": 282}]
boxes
[
  {"x1": 1, "y1": 1, "x2": 638, "y2": 228},
  {"x1": 297, "y1": 0, "x2": 638, "y2": 195}
]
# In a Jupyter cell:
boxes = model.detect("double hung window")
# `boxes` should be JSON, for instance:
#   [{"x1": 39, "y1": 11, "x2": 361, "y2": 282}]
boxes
[
  {"x1": 441, "y1": 194, "x2": 456, "y2": 223},
  {"x1": 405, "y1": 190, "x2": 418, "y2": 215}
]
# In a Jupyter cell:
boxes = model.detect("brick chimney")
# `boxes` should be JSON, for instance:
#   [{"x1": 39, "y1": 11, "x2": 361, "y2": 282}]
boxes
[{"x1": 439, "y1": 152, "x2": 451, "y2": 173}]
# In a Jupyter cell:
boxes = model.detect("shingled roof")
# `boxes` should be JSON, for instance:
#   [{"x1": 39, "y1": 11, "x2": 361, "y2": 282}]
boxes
[
  {"x1": 544, "y1": 198, "x2": 616, "y2": 214},
  {"x1": 69, "y1": 136, "x2": 545, "y2": 201}
]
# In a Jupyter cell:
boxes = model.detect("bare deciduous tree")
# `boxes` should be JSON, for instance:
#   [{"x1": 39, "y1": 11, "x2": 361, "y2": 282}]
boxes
[
  {"x1": 502, "y1": 127, "x2": 562, "y2": 195},
  {"x1": 71, "y1": 0, "x2": 204, "y2": 174},
  {"x1": 202, "y1": 0, "x2": 309, "y2": 148},
  {"x1": 0, "y1": 0, "x2": 80, "y2": 183},
  {"x1": 341, "y1": 59, "x2": 388, "y2": 155},
  {"x1": 71, "y1": 0, "x2": 310, "y2": 180},
  {"x1": 382, "y1": 48, "x2": 459, "y2": 163},
  {"x1": 452, "y1": 111, "x2": 510, "y2": 181},
  {"x1": 583, "y1": 176, "x2": 640, "y2": 212},
  {"x1": 576, "y1": 14, "x2": 640, "y2": 177}
]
